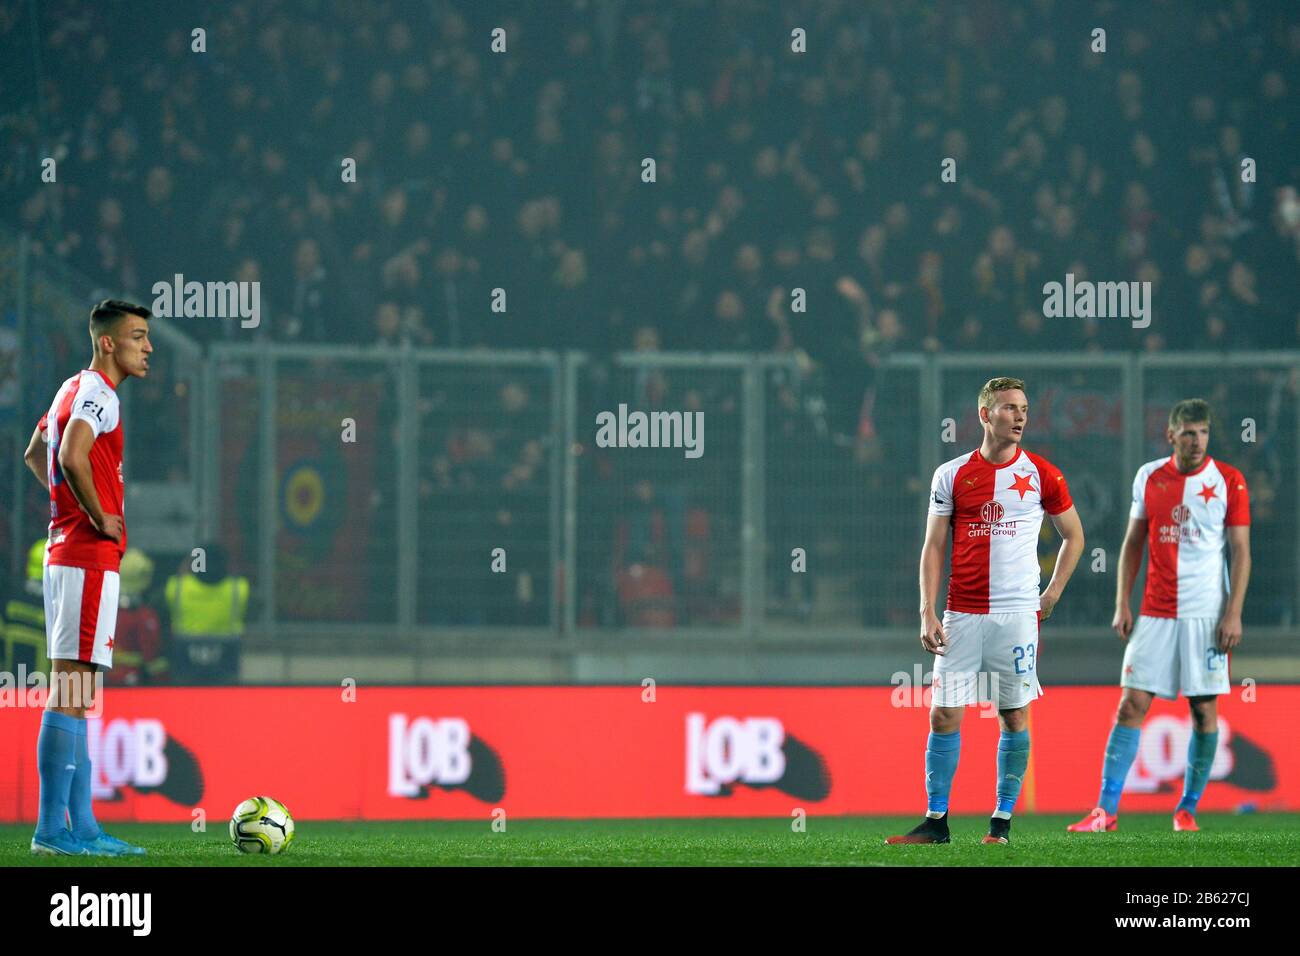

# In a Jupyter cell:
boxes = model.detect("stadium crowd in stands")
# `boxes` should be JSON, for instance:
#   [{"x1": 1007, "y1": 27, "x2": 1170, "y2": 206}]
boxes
[
  {"x1": 5, "y1": 1, "x2": 1296, "y2": 366},
  {"x1": 3, "y1": 0, "x2": 1297, "y2": 628}
]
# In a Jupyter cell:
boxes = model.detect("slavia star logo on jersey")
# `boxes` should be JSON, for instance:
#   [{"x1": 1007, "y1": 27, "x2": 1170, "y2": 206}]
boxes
[
  {"x1": 1009, "y1": 472, "x2": 1035, "y2": 499},
  {"x1": 1197, "y1": 482, "x2": 1218, "y2": 503}
]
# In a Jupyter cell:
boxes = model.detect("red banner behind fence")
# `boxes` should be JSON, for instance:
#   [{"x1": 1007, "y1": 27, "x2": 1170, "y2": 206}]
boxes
[{"x1": 1, "y1": 686, "x2": 1294, "y2": 822}]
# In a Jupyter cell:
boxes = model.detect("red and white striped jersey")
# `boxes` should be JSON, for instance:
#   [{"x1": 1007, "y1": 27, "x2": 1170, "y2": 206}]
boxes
[
  {"x1": 1131, "y1": 455, "x2": 1249, "y2": 619},
  {"x1": 37, "y1": 369, "x2": 126, "y2": 571},
  {"x1": 928, "y1": 447, "x2": 1073, "y2": 614}
]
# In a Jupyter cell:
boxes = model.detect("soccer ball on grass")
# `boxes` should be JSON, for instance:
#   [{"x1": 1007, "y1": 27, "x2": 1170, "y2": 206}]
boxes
[{"x1": 230, "y1": 796, "x2": 295, "y2": 855}]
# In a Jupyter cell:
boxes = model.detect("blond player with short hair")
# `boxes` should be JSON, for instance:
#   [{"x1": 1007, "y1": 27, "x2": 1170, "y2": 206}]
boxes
[{"x1": 888, "y1": 378, "x2": 1085, "y2": 846}]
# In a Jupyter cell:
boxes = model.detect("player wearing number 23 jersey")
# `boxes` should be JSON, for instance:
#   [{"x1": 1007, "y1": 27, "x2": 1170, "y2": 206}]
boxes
[{"x1": 889, "y1": 377, "x2": 1085, "y2": 848}]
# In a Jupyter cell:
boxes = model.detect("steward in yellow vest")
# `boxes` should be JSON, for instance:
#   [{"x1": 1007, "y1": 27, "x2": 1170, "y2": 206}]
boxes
[
  {"x1": 3, "y1": 539, "x2": 49, "y2": 675},
  {"x1": 164, "y1": 544, "x2": 248, "y2": 684}
]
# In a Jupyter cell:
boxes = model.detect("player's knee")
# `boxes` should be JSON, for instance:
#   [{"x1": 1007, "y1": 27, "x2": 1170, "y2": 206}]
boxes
[
  {"x1": 999, "y1": 707, "x2": 1028, "y2": 733},
  {"x1": 1117, "y1": 694, "x2": 1150, "y2": 724},
  {"x1": 929, "y1": 707, "x2": 963, "y2": 734},
  {"x1": 1188, "y1": 698, "x2": 1217, "y2": 731}
]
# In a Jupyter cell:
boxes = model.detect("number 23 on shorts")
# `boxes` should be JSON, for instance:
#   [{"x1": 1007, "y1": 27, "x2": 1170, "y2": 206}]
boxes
[{"x1": 1013, "y1": 643, "x2": 1037, "y2": 674}]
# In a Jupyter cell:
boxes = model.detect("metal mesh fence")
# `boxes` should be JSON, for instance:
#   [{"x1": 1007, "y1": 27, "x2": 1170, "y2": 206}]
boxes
[
  {"x1": 269, "y1": 357, "x2": 400, "y2": 623},
  {"x1": 6, "y1": 331, "x2": 1296, "y2": 640},
  {"x1": 764, "y1": 360, "x2": 926, "y2": 630},
  {"x1": 211, "y1": 352, "x2": 264, "y2": 622},
  {"x1": 574, "y1": 357, "x2": 745, "y2": 630},
  {"x1": 416, "y1": 357, "x2": 557, "y2": 628}
]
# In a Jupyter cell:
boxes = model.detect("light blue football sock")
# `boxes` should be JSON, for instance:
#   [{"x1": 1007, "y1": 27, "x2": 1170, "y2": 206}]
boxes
[
  {"x1": 995, "y1": 729, "x2": 1030, "y2": 816},
  {"x1": 1098, "y1": 723, "x2": 1142, "y2": 816},
  {"x1": 35, "y1": 711, "x2": 82, "y2": 840},
  {"x1": 1177, "y1": 730, "x2": 1219, "y2": 814},
  {"x1": 925, "y1": 730, "x2": 961, "y2": 815},
  {"x1": 68, "y1": 720, "x2": 101, "y2": 840}
]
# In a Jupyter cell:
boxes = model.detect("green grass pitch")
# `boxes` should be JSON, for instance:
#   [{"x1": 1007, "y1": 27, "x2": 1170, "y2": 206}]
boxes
[{"x1": 4, "y1": 814, "x2": 1298, "y2": 866}]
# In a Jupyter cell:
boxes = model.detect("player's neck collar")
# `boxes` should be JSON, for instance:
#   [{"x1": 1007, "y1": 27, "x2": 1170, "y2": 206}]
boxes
[
  {"x1": 84, "y1": 367, "x2": 119, "y2": 390},
  {"x1": 1168, "y1": 453, "x2": 1212, "y2": 477},
  {"x1": 976, "y1": 446, "x2": 1022, "y2": 469}
]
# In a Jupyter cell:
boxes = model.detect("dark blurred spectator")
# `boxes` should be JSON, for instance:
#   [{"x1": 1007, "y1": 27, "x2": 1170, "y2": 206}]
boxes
[{"x1": 105, "y1": 548, "x2": 168, "y2": 686}]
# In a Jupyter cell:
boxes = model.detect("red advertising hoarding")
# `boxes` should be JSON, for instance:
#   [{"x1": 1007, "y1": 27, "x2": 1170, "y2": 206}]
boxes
[{"x1": 0, "y1": 686, "x2": 1294, "y2": 822}]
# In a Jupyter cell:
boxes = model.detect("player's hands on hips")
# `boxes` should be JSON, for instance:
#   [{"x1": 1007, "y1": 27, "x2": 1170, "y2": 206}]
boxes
[
  {"x1": 1039, "y1": 587, "x2": 1060, "y2": 620},
  {"x1": 1217, "y1": 612, "x2": 1243, "y2": 653},
  {"x1": 1112, "y1": 604, "x2": 1134, "y2": 640},
  {"x1": 93, "y1": 513, "x2": 124, "y2": 542},
  {"x1": 920, "y1": 610, "x2": 947, "y2": 655}
]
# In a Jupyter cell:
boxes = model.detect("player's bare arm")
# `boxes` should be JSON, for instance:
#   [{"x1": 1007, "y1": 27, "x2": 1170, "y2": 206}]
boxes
[
  {"x1": 1111, "y1": 516, "x2": 1148, "y2": 639},
  {"x1": 23, "y1": 425, "x2": 49, "y2": 492},
  {"x1": 918, "y1": 512, "x2": 950, "y2": 654},
  {"x1": 1040, "y1": 504, "x2": 1084, "y2": 620},
  {"x1": 1218, "y1": 524, "x2": 1250, "y2": 652},
  {"x1": 58, "y1": 417, "x2": 123, "y2": 542}
]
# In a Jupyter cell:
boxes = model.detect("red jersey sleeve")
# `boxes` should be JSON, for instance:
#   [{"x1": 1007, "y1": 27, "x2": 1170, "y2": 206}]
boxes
[
  {"x1": 1036, "y1": 455, "x2": 1074, "y2": 515},
  {"x1": 1224, "y1": 466, "x2": 1250, "y2": 526}
]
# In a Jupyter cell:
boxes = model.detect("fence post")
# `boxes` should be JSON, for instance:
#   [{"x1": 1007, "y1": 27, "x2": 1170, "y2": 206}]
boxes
[
  {"x1": 200, "y1": 351, "x2": 221, "y2": 541},
  {"x1": 919, "y1": 354, "x2": 941, "y2": 497},
  {"x1": 258, "y1": 350, "x2": 277, "y2": 627},
  {"x1": 397, "y1": 349, "x2": 417, "y2": 632},
  {"x1": 741, "y1": 360, "x2": 765, "y2": 639},
  {"x1": 187, "y1": 349, "x2": 203, "y2": 541},
  {"x1": 548, "y1": 353, "x2": 563, "y2": 636},
  {"x1": 563, "y1": 352, "x2": 581, "y2": 638}
]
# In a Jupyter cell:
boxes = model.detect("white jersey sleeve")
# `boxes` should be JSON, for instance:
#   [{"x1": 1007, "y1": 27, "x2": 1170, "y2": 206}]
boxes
[
  {"x1": 1129, "y1": 460, "x2": 1162, "y2": 520},
  {"x1": 68, "y1": 379, "x2": 120, "y2": 437},
  {"x1": 928, "y1": 461, "x2": 956, "y2": 516},
  {"x1": 1130, "y1": 466, "x2": 1146, "y2": 519}
]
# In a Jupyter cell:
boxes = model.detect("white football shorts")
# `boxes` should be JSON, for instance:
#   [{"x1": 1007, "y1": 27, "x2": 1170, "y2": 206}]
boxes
[
  {"x1": 43, "y1": 563, "x2": 118, "y2": 669},
  {"x1": 1120, "y1": 615, "x2": 1228, "y2": 700},
  {"x1": 934, "y1": 609, "x2": 1042, "y2": 710}
]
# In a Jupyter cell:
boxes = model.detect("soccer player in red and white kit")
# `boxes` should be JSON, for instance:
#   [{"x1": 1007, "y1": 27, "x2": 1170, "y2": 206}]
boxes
[
  {"x1": 1068, "y1": 399, "x2": 1250, "y2": 833},
  {"x1": 888, "y1": 377, "x2": 1085, "y2": 845},
  {"x1": 22, "y1": 299, "x2": 153, "y2": 856}
]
